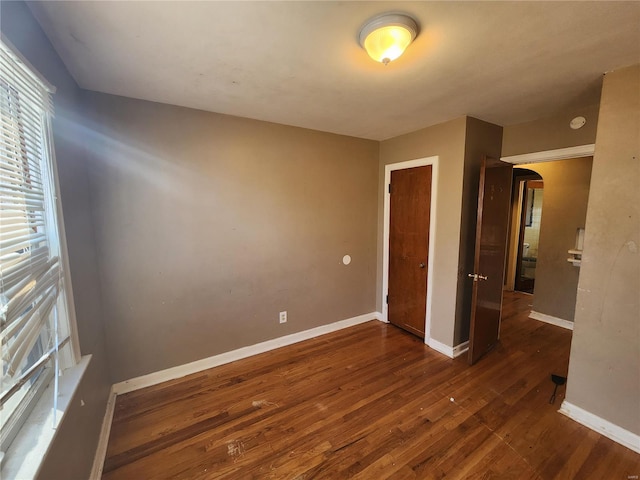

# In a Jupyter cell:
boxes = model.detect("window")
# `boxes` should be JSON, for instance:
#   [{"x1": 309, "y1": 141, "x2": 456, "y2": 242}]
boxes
[{"x1": 0, "y1": 39, "x2": 76, "y2": 460}]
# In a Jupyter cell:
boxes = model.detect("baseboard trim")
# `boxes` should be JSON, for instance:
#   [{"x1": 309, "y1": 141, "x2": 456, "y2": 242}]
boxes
[
  {"x1": 427, "y1": 338, "x2": 469, "y2": 359},
  {"x1": 89, "y1": 388, "x2": 117, "y2": 479},
  {"x1": 529, "y1": 311, "x2": 574, "y2": 330},
  {"x1": 559, "y1": 400, "x2": 640, "y2": 453},
  {"x1": 373, "y1": 311, "x2": 386, "y2": 323},
  {"x1": 112, "y1": 312, "x2": 378, "y2": 395},
  {"x1": 452, "y1": 341, "x2": 470, "y2": 358}
]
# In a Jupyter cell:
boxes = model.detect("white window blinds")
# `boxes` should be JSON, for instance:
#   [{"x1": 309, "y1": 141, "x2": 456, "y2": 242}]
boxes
[{"x1": 0, "y1": 39, "x2": 72, "y2": 451}]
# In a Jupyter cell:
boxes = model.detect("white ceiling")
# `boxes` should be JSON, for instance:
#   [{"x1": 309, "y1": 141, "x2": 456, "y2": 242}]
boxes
[{"x1": 28, "y1": 1, "x2": 640, "y2": 140}]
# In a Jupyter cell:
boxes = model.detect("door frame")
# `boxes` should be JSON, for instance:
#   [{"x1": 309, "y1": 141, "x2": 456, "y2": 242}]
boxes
[
  {"x1": 501, "y1": 144, "x2": 595, "y2": 165},
  {"x1": 382, "y1": 156, "x2": 439, "y2": 345}
]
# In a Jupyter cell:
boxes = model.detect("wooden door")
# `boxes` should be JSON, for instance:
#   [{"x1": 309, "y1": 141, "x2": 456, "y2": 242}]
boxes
[
  {"x1": 388, "y1": 165, "x2": 432, "y2": 338},
  {"x1": 468, "y1": 157, "x2": 513, "y2": 364}
]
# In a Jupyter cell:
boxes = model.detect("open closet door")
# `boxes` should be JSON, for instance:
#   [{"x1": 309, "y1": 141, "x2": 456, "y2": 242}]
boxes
[{"x1": 468, "y1": 156, "x2": 513, "y2": 365}]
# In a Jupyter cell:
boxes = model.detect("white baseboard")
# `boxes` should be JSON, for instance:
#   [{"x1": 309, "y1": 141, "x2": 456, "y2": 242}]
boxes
[
  {"x1": 373, "y1": 311, "x2": 386, "y2": 322},
  {"x1": 452, "y1": 340, "x2": 470, "y2": 358},
  {"x1": 559, "y1": 400, "x2": 640, "y2": 453},
  {"x1": 112, "y1": 312, "x2": 378, "y2": 395},
  {"x1": 427, "y1": 338, "x2": 469, "y2": 359},
  {"x1": 529, "y1": 311, "x2": 574, "y2": 330},
  {"x1": 89, "y1": 388, "x2": 117, "y2": 479}
]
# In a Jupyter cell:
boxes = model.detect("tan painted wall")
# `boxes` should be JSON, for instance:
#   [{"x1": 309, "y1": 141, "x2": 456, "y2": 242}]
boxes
[
  {"x1": 377, "y1": 117, "x2": 502, "y2": 347},
  {"x1": 83, "y1": 92, "x2": 379, "y2": 382},
  {"x1": 566, "y1": 64, "x2": 640, "y2": 435},
  {"x1": 513, "y1": 159, "x2": 593, "y2": 321},
  {"x1": 502, "y1": 104, "x2": 600, "y2": 157},
  {"x1": 1, "y1": 2, "x2": 112, "y2": 479},
  {"x1": 378, "y1": 117, "x2": 466, "y2": 346}
]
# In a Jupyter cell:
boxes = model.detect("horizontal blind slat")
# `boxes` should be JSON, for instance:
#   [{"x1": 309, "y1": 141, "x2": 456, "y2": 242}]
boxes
[
  {"x1": 0, "y1": 217, "x2": 45, "y2": 231},
  {"x1": 0, "y1": 202, "x2": 45, "y2": 215},
  {"x1": 1, "y1": 197, "x2": 45, "y2": 210},
  {"x1": 0, "y1": 85, "x2": 53, "y2": 116},
  {"x1": 0, "y1": 249, "x2": 50, "y2": 294},
  {"x1": 0, "y1": 169, "x2": 45, "y2": 190},
  {"x1": 0, "y1": 156, "x2": 44, "y2": 182},
  {"x1": 0, "y1": 233, "x2": 46, "y2": 258},
  {"x1": 0, "y1": 229, "x2": 45, "y2": 249},
  {"x1": 1, "y1": 257, "x2": 57, "y2": 320},
  {"x1": 0, "y1": 244, "x2": 48, "y2": 273},
  {"x1": 1, "y1": 281, "x2": 57, "y2": 344},
  {"x1": 0, "y1": 114, "x2": 47, "y2": 150},
  {"x1": 0, "y1": 136, "x2": 45, "y2": 175},
  {"x1": 0, "y1": 70, "x2": 52, "y2": 115},
  {"x1": 0, "y1": 213, "x2": 44, "y2": 226},
  {"x1": 0, "y1": 150, "x2": 43, "y2": 175},
  {"x1": 0, "y1": 105, "x2": 44, "y2": 141},
  {"x1": 0, "y1": 42, "x2": 55, "y2": 94},
  {"x1": 0, "y1": 189, "x2": 44, "y2": 206},
  {"x1": 2, "y1": 292, "x2": 56, "y2": 376},
  {"x1": 0, "y1": 57, "x2": 51, "y2": 114},
  {"x1": 0, "y1": 245, "x2": 49, "y2": 285},
  {"x1": 2, "y1": 252, "x2": 61, "y2": 325},
  {"x1": 0, "y1": 106, "x2": 46, "y2": 141},
  {"x1": 0, "y1": 336, "x2": 69, "y2": 408},
  {"x1": 0, "y1": 184, "x2": 45, "y2": 200},
  {"x1": 0, "y1": 221, "x2": 44, "y2": 236}
]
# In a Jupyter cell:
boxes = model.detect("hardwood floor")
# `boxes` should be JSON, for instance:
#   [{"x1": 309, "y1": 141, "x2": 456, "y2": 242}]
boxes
[{"x1": 102, "y1": 292, "x2": 639, "y2": 479}]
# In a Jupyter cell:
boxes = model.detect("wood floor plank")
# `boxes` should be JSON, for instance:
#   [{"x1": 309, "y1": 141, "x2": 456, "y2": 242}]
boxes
[{"x1": 102, "y1": 292, "x2": 640, "y2": 479}]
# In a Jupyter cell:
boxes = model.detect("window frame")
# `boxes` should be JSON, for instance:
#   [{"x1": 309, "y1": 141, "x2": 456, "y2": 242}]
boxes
[{"x1": 0, "y1": 35, "x2": 81, "y2": 466}]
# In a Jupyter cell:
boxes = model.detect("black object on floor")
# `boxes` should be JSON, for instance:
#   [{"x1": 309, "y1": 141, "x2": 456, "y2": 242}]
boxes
[{"x1": 549, "y1": 374, "x2": 567, "y2": 404}]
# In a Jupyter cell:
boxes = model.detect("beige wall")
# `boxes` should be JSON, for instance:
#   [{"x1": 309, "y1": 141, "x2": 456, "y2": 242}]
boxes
[
  {"x1": 566, "y1": 64, "x2": 640, "y2": 435},
  {"x1": 511, "y1": 158, "x2": 593, "y2": 321},
  {"x1": 502, "y1": 104, "x2": 600, "y2": 157},
  {"x1": 83, "y1": 92, "x2": 379, "y2": 382},
  {"x1": 1, "y1": 2, "x2": 112, "y2": 479},
  {"x1": 378, "y1": 116, "x2": 501, "y2": 347},
  {"x1": 378, "y1": 118, "x2": 465, "y2": 345}
]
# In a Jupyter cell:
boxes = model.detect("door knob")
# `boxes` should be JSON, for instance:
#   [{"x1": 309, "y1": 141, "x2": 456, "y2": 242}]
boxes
[
  {"x1": 467, "y1": 273, "x2": 488, "y2": 281},
  {"x1": 419, "y1": 263, "x2": 426, "y2": 269}
]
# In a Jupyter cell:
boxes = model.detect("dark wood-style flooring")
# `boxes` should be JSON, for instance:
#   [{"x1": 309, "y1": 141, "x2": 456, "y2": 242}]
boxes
[{"x1": 102, "y1": 292, "x2": 640, "y2": 479}]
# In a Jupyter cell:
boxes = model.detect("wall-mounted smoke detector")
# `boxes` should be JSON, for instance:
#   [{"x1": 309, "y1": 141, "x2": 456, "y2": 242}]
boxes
[{"x1": 570, "y1": 116, "x2": 586, "y2": 130}]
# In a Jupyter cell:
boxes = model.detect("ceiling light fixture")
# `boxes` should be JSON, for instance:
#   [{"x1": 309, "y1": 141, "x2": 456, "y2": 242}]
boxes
[{"x1": 359, "y1": 13, "x2": 419, "y2": 65}]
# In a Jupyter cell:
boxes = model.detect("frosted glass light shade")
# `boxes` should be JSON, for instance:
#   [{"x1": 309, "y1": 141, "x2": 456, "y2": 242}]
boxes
[{"x1": 359, "y1": 14, "x2": 418, "y2": 65}]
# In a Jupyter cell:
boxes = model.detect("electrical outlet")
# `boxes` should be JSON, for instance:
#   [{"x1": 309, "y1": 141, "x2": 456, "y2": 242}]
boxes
[{"x1": 279, "y1": 311, "x2": 287, "y2": 324}]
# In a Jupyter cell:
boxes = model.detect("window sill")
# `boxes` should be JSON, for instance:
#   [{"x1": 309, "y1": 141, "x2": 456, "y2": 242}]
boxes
[{"x1": 1, "y1": 355, "x2": 92, "y2": 480}]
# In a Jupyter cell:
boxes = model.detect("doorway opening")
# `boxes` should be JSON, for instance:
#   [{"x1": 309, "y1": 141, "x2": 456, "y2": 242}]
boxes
[
  {"x1": 502, "y1": 152, "x2": 594, "y2": 333},
  {"x1": 513, "y1": 170, "x2": 544, "y2": 294},
  {"x1": 468, "y1": 144, "x2": 595, "y2": 365}
]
